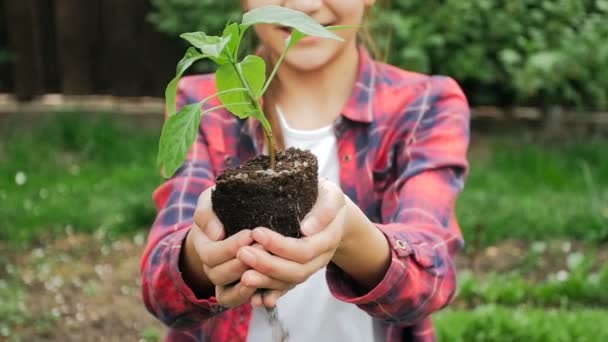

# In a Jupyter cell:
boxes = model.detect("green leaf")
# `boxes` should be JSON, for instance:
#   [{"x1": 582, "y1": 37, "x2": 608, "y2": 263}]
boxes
[
  {"x1": 326, "y1": 25, "x2": 359, "y2": 32},
  {"x1": 241, "y1": 55, "x2": 266, "y2": 98},
  {"x1": 180, "y1": 32, "x2": 231, "y2": 62},
  {"x1": 165, "y1": 47, "x2": 206, "y2": 116},
  {"x1": 242, "y1": 6, "x2": 343, "y2": 42},
  {"x1": 286, "y1": 30, "x2": 307, "y2": 49},
  {"x1": 285, "y1": 25, "x2": 356, "y2": 49},
  {"x1": 216, "y1": 55, "x2": 266, "y2": 118},
  {"x1": 158, "y1": 102, "x2": 203, "y2": 178},
  {"x1": 223, "y1": 23, "x2": 241, "y2": 61}
]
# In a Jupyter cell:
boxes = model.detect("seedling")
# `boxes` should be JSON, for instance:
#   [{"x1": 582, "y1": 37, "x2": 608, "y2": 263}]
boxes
[{"x1": 157, "y1": 6, "x2": 345, "y2": 178}]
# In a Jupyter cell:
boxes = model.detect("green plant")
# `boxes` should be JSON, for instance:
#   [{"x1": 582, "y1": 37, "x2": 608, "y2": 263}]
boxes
[
  {"x1": 157, "y1": 6, "x2": 344, "y2": 177},
  {"x1": 436, "y1": 305, "x2": 608, "y2": 342},
  {"x1": 373, "y1": 0, "x2": 608, "y2": 109},
  {"x1": 457, "y1": 258, "x2": 608, "y2": 308}
]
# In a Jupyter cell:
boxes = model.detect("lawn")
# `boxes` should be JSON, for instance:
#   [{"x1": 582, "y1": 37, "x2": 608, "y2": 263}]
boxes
[{"x1": 1, "y1": 113, "x2": 606, "y2": 340}]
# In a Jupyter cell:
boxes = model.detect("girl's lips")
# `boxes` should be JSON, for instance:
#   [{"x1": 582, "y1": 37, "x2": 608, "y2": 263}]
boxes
[
  {"x1": 277, "y1": 24, "x2": 335, "y2": 40},
  {"x1": 279, "y1": 26, "x2": 293, "y2": 36}
]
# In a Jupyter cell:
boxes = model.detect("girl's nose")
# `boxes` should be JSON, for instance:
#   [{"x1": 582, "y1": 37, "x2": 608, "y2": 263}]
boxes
[{"x1": 284, "y1": 0, "x2": 322, "y2": 14}]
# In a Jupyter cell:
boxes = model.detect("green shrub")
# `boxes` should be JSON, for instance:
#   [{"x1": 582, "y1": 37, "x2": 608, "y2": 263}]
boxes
[
  {"x1": 148, "y1": 0, "x2": 608, "y2": 110},
  {"x1": 373, "y1": 0, "x2": 608, "y2": 110},
  {"x1": 0, "y1": 49, "x2": 11, "y2": 65},
  {"x1": 148, "y1": 0, "x2": 240, "y2": 38}
]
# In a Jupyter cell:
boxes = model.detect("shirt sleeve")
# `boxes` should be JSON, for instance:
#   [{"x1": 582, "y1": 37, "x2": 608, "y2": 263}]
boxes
[
  {"x1": 140, "y1": 78, "x2": 227, "y2": 329},
  {"x1": 327, "y1": 76, "x2": 470, "y2": 326}
]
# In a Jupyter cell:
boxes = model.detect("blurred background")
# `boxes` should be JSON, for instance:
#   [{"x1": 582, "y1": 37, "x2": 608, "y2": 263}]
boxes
[{"x1": 1, "y1": 1, "x2": 607, "y2": 341}]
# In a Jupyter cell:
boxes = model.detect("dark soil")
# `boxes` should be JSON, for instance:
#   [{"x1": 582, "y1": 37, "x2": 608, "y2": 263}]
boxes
[{"x1": 212, "y1": 147, "x2": 318, "y2": 238}]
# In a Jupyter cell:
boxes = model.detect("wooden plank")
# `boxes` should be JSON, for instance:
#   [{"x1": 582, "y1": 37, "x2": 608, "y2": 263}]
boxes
[
  {"x1": 4, "y1": 0, "x2": 46, "y2": 100},
  {"x1": 1, "y1": 97, "x2": 607, "y2": 129},
  {"x1": 98, "y1": 0, "x2": 144, "y2": 96},
  {"x1": 54, "y1": 0, "x2": 98, "y2": 94},
  {"x1": 0, "y1": 0, "x2": 12, "y2": 92}
]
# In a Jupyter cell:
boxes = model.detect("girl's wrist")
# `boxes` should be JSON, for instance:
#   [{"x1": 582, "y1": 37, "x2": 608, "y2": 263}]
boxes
[
  {"x1": 334, "y1": 196, "x2": 360, "y2": 258},
  {"x1": 180, "y1": 227, "x2": 215, "y2": 299},
  {"x1": 332, "y1": 197, "x2": 391, "y2": 291}
]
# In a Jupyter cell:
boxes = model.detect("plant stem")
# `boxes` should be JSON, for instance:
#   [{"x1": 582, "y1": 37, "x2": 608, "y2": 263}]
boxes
[
  {"x1": 260, "y1": 44, "x2": 289, "y2": 97},
  {"x1": 200, "y1": 102, "x2": 252, "y2": 116},
  {"x1": 232, "y1": 62, "x2": 277, "y2": 169},
  {"x1": 201, "y1": 88, "x2": 248, "y2": 104}
]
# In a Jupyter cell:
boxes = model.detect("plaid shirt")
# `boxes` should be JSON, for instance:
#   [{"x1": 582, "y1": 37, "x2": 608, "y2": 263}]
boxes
[{"x1": 141, "y1": 48, "x2": 470, "y2": 341}]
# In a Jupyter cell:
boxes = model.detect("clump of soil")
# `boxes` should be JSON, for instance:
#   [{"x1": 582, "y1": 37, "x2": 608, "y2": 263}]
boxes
[{"x1": 212, "y1": 147, "x2": 318, "y2": 238}]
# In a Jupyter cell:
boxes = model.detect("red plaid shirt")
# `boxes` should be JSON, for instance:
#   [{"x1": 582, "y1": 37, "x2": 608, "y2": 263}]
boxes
[{"x1": 141, "y1": 48, "x2": 470, "y2": 341}]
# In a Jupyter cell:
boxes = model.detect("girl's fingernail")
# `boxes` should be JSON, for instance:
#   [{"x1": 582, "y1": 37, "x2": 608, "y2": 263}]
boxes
[
  {"x1": 253, "y1": 229, "x2": 268, "y2": 244},
  {"x1": 244, "y1": 273, "x2": 259, "y2": 286},
  {"x1": 238, "y1": 248, "x2": 255, "y2": 263},
  {"x1": 205, "y1": 219, "x2": 223, "y2": 240},
  {"x1": 300, "y1": 216, "x2": 319, "y2": 235}
]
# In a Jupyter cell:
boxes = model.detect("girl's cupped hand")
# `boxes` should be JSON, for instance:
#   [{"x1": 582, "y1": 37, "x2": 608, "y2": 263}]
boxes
[{"x1": 236, "y1": 178, "x2": 349, "y2": 308}]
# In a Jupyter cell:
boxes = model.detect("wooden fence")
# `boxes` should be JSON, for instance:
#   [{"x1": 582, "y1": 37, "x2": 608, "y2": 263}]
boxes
[{"x1": 0, "y1": 0, "x2": 184, "y2": 100}]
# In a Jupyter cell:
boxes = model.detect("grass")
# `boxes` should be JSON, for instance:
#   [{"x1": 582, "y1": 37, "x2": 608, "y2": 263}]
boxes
[
  {"x1": 0, "y1": 256, "x2": 56, "y2": 340},
  {"x1": 0, "y1": 278, "x2": 29, "y2": 339},
  {"x1": 0, "y1": 113, "x2": 162, "y2": 246},
  {"x1": 1, "y1": 114, "x2": 607, "y2": 340},
  {"x1": 457, "y1": 255, "x2": 608, "y2": 308},
  {"x1": 458, "y1": 135, "x2": 608, "y2": 246},
  {"x1": 436, "y1": 305, "x2": 608, "y2": 342},
  {"x1": 1, "y1": 114, "x2": 607, "y2": 246}
]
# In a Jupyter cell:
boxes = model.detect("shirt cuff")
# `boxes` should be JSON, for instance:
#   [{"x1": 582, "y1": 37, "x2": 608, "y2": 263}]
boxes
[
  {"x1": 326, "y1": 223, "x2": 411, "y2": 305},
  {"x1": 168, "y1": 226, "x2": 227, "y2": 314}
]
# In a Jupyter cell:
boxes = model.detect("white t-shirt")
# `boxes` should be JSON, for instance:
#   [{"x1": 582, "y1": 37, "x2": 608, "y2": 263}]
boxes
[{"x1": 247, "y1": 107, "x2": 385, "y2": 342}]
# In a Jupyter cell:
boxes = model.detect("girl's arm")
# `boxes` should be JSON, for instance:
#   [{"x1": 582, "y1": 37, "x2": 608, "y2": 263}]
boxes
[{"x1": 326, "y1": 75, "x2": 470, "y2": 326}]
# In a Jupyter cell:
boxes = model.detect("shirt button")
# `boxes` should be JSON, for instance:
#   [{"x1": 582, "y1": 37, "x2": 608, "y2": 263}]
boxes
[
  {"x1": 343, "y1": 154, "x2": 352, "y2": 162},
  {"x1": 395, "y1": 239, "x2": 409, "y2": 251}
]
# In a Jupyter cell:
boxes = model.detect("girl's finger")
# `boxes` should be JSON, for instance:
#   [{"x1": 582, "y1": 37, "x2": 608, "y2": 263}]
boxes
[
  {"x1": 251, "y1": 292, "x2": 264, "y2": 308},
  {"x1": 241, "y1": 270, "x2": 294, "y2": 291},
  {"x1": 194, "y1": 229, "x2": 253, "y2": 267},
  {"x1": 237, "y1": 245, "x2": 333, "y2": 284},
  {"x1": 204, "y1": 258, "x2": 250, "y2": 286},
  {"x1": 262, "y1": 290, "x2": 287, "y2": 308},
  {"x1": 251, "y1": 210, "x2": 344, "y2": 263},
  {"x1": 300, "y1": 178, "x2": 345, "y2": 236},
  {"x1": 216, "y1": 282, "x2": 257, "y2": 308},
  {"x1": 193, "y1": 187, "x2": 225, "y2": 241}
]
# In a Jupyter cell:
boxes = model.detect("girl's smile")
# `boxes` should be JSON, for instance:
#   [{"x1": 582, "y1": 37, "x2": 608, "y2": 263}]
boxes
[{"x1": 244, "y1": 0, "x2": 375, "y2": 72}]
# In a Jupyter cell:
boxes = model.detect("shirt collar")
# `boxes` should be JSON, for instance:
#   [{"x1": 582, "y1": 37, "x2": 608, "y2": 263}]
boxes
[{"x1": 340, "y1": 46, "x2": 376, "y2": 124}]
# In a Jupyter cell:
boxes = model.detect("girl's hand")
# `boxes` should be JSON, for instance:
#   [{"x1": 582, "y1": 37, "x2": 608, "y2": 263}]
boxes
[
  {"x1": 236, "y1": 178, "x2": 349, "y2": 308},
  {"x1": 183, "y1": 187, "x2": 258, "y2": 307}
]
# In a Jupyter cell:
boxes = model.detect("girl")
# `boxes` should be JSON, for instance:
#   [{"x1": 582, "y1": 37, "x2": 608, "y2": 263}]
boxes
[{"x1": 141, "y1": 0, "x2": 470, "y2": 341}]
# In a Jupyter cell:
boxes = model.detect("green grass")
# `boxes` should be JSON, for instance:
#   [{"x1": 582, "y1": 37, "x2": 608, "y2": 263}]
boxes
[
  {"x1": 0, "y1": 113, "x2": 162, "y2": 246},
  {"x1": 1, "y1": 114, "x2": 607, "y2": 246},
  {"x1": 436, "y1": 305, "x2": 608, "y2": 342},
  {"x1": 0, "y1": 278, "x2": 29, "y2": 338},
  {"x1": 0, "y1": 252, "x2": 57, "y2": 340},
  {"x1": 458, "y1": 136, "x2": 608, "y2": 246},
  {"x1": 1, "y1": 114, "x2": 607, "y2": 340},
  {"x1": 457, "y1": 254, "x2": 608, "y2": 308}
]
